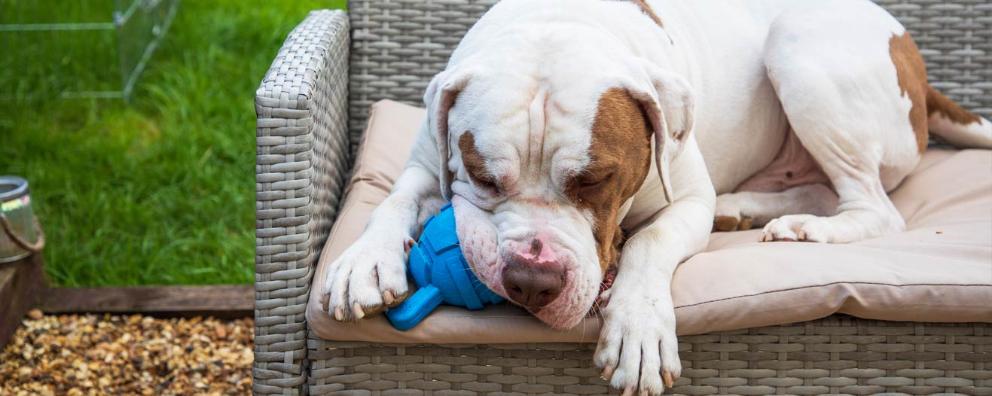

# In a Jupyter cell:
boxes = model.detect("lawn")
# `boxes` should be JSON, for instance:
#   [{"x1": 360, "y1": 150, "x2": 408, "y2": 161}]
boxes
[{"x1": 0, "y1": 0, "x2": 346, "y2": 286}]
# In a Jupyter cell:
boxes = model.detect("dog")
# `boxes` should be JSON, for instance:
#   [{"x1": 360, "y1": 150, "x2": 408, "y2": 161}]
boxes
[{"x1": 322, "y1": 0, "x2": 992, "y2": 394}]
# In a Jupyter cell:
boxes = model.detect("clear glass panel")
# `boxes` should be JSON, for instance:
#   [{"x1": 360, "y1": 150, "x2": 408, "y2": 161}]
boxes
[
  {"x1": 115, "y1": 0, "x2": 179, "y2": 98},
  {"x1": 0, "y1": 0, "x2": 177, "y2": 100}
]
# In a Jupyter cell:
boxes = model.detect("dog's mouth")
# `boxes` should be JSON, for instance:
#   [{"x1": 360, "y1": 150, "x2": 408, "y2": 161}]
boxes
[
  {"x1": 599, "y1": 264, "x2": 618, "y2": 296},
  {"x1": 589, "y1": 264, "x2": 617, "y2": 317}
]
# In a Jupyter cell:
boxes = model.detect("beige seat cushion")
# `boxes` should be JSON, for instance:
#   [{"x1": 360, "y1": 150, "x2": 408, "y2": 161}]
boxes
[{"x1": 307, "y1": 100, "x2": 992, "y2": 344}]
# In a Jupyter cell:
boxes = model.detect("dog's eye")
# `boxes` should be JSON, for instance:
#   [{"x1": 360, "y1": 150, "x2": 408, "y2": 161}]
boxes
[
  {"x1": 474, "y1": 177, "x2": 500, "y2": 193},
  {"x1": 468, "y1": 169, "x2": 501, "y2": 193},
  {"x1": 464, "y1": 162, "x2": 501, "y2": 193},
  {"x1": 578, "y1": 171, "x2": 613, "y2": 188}
]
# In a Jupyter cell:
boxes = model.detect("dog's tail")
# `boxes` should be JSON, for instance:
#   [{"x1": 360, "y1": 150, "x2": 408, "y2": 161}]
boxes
[{"x1": 926, "y1": 86, "x2": 992, "y2": 148}]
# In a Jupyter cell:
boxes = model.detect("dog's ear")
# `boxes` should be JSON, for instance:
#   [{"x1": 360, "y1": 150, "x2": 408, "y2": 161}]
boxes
[
  {"x1": 424, "y1": 68, "x2": 473, "y2": 200},
  {"x1": 624, "y1": 60, "x2": 694, "y2": 203}
]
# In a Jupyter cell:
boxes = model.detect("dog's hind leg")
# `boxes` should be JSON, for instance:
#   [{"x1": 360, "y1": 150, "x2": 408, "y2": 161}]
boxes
[
  {"x1": 714, "y1": 184, "x2": 837, "y2": 231},
  {"x1": 757, "y1": 1, "x2": 923, "y2": 243},
  {"x1": 714, "y1": 130, "x2": 836, "y2": 231}
]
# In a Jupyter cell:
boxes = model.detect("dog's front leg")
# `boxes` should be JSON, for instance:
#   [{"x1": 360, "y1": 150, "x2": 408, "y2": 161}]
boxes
[
  {"x1": 595, "y1": 138, "x2": 715, "y2": 396},
  {"x1": 322, "y1": 130, "x2": 445, "y2": 321}
]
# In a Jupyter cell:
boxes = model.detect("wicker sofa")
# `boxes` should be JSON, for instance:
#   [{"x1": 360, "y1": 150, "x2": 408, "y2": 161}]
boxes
[{"x1": 255, "y1": 1, "x2": 991, "y2": 395}]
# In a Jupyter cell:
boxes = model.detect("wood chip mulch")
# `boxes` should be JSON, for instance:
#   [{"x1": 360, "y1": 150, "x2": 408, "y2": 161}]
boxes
[{"x1": 0, "y1": 311, "x2": 253, "y2": 396}]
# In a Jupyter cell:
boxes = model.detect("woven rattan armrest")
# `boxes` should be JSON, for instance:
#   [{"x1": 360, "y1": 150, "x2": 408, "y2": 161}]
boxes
[{"x1": 254, "y1": 10, "x2": 350, "y2": 395}]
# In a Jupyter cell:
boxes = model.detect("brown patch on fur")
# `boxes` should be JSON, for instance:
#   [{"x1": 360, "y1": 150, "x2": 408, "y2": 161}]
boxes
[
  {"x1": 564, "y1": 88, "x2": 653, "y2": 271},
  {"x1": 713, "y1": 215, "x2": 754, "y2": 232},
  {"x1": 927, "y1": 86, "x2": 981, "y2": 125},
  {"x1": 888, "y1": 32, "x2": 930, "y2": 153},
  {"x1": 459, "y1": 132, "x2": 500, "y2": 191},
  {"x1": 631, "y1": 0, "x2": 664, "y2": 27}
]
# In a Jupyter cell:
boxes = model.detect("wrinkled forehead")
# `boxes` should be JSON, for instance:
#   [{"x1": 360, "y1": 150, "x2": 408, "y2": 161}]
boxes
[{"x1": 449, "y1": 75, "x2": 626, "y2": 177}]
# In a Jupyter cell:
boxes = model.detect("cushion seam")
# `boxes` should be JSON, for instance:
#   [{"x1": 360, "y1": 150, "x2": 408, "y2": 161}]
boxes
[{"x1": 675, "y1": 281, "x2": 992, "y2": 310}]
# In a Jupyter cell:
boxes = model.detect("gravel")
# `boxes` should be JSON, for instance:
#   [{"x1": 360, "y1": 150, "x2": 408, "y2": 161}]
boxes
[{"x1": 1, "y1": 311, "x2": 253, "y2": 395}]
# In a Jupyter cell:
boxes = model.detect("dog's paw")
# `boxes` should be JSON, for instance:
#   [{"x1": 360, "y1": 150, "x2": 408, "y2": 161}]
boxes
[
  {"x1": 713, "y1": 215, "x2": 754, "y2": 232},
  {"x1": 713, "y1": 194, "x2": 754, "y2": 232},
  {"x1": 322, "y1": 235, "x2": 412, "y2": 321},
  {"x1": 594, "y1": 291, "x2": 681, "y2": 395},
  {"x1": 760, "y1": 214, "x2": 829, "y2": 243}
]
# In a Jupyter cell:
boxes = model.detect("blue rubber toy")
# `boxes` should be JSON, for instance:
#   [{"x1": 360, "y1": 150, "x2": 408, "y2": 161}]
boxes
[{"x1": 386, "y1": 204, "x2": 504, "y2": 331}]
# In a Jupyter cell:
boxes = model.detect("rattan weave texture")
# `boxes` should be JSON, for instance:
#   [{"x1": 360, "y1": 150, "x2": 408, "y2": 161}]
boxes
[
  {"x1": 255, "y1": 10, "x2": 350, "y2": 395},
  {"x1": 253, "y1": 1, "x2": 992, "y2": 394},
  {"x1": 309, "y1": 316, "x2": 991, "y2": 395},
  {"x1": 347, "y1": 0, "x2": 498, "y2": 155}
]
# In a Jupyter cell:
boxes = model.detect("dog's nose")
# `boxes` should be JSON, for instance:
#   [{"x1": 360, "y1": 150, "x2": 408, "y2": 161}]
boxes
[{"x1": 502, "y1": 246, "x2": 564, "y2": 311}]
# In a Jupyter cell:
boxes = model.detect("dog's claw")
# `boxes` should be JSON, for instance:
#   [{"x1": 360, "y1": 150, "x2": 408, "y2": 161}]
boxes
[
  {"x1": 596, "y1": 291, "x2": 680, "y2": 396},
  {"x1": 663, "y1": 370, "x2": 674, "y2": 388},
  {"x1": 323, "y1": 233, "x2": 410, "y2": 324},
  {"x1": 601, "y1": 366, "x2": 614, "y2": 381}
]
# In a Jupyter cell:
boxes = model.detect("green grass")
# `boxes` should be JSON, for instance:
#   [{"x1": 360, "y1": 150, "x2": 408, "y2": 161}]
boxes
[{"x1": 0, "y1": 0, "x2": 345, "y2": 286}]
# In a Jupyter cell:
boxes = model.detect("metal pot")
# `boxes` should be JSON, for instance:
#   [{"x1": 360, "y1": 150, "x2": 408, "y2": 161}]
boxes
[{"x1": 0, "y1": 176, "x2": 45, "y2": 263}]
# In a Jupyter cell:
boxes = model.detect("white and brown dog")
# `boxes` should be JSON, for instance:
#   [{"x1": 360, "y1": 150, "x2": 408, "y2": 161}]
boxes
[{"x1": 323, "y1": 0, "x2": 992, "y2": 394}]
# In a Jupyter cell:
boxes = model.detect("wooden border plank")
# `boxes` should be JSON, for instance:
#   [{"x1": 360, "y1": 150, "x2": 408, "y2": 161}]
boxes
[
  {"x1": 40, "y1": 285, "x2": 253, "y2": 319},
  {"x1": 0, "y1": 254, "x2": 45, "y2": 347}
]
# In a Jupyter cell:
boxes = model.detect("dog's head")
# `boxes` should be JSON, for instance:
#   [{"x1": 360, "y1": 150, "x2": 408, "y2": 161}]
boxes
[{"x1": 424, "y1": 51, "x2": 694, "y2": 329}]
